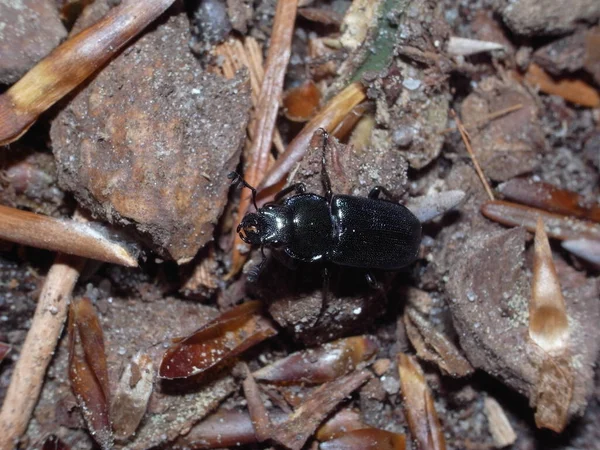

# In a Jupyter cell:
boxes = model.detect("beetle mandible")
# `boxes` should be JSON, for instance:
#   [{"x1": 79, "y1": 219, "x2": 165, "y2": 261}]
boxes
[{"x1": 229, "y1": 131, "x2": 422, "y2": 280}]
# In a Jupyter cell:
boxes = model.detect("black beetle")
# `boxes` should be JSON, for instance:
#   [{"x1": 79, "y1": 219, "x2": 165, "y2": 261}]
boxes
[{"x1": 230, "y1": 132, "x2": 421, "y2": 280}]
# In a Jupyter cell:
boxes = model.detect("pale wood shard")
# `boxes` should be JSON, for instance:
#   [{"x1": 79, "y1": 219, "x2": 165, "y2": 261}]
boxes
[
  {"x1": 0, "y1": 254, "x2": 85, "y2": 449},
  {"x1": 483, "y1": 396, "x2": 517, "y2": 448}
]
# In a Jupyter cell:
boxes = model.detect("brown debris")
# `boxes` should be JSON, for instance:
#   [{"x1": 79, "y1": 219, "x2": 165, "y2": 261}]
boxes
[
  {"x1": 110, "y1": 351, "x2": 154, "y2": 441},
  {"x1": 498, "y1": 178, "x2": 600, "y2": 223},
  {"x1": 404, "y1": 307, "x2": 474, "y2": 377},
  {"x1": 299, "y1": 7, "x2": 344, "y2": 26},
  {"x1": 283, "y1": 80, "x2": 322, "y2": 122},
  {"x1": 483, "y1": 396, "x2": 517, "y2": 448},
  {"x1": 0, "y1": 0, "x2": 67, "y2": 85},
  {"x1": 397, "y1": 353, "x2": 446, "y2": 450},
  {"x1": 0, "y1": 0, "x2": 176, "y2": 146},
  {"x1": 459, "y1": 76, "x2": 546, "y2": 181},
  {"x1": 534, "y1": 355, "x2": 573, "y2": 433},
  {"x1": 320, "y1": 428, "x2": 407, "y2": 450},
  {"x1": 258, "y1": 82, "x2": 366, "y2": 192},
  {"x1": 159, "y1": 301, "x2": 277, "y2": 379},
  {"x1": 253, "y1": 335, "x2": 378, "y2": 385},
  {"x1": 0, "y1": 205, "x2": 139, "y2": 266},
  {"x1": 51, "y1": 10, "x2": 251, "y2": 263},
  {"x1": 525, "y1": 63, "x2": 600, "y2": 108},
  {"x1": 42, "y1": 435, "x2": 71, "y2": 450},
  {"x1": 68, "y1": 297, "x2": 113, "y2": 449},
  {"x1": 315, "y1": 408, "x2": 368, "y2": 442},
  {"x1": 0, "y1": 254, "x2": 84, "y2": 450},
  {"x1": 481, "y1": 200, "x2": 600, "y2": 242}
]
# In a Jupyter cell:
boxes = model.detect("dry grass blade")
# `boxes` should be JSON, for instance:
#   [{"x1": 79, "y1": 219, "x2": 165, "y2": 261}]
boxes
[
  {"x1": 498, "y1": 178, "x2": 600, "y2": 223},
  {"x1": 259, "y1": 82, "x2": 366, "y2": 191},
  {"x1": 111, "y1": 351, "x2": 154, "y2": 441},
  {"x1": 253, "y1": 335, "x2": 378, "y2": 384},
  {"x1": 481, "y1": 200, "x2": 600, "y2": 242},
  {"x1": 319, "y1": 428, "x2": 407, "y2": 450},
  {"x1": 451, "y1": 109, "x2": 494, "y2": 201},
  {"x1": 68, "y1": 297, "x2": 113, "y2": 449},
  {"x1": 525, "y1": 63, "x2": 600, "y2": 108},
  {"x1": 397, "y1": 353, "x2": 446, "y2": 450},
  {"x1": 0, "y1": 0, "x2": 176, "y2": 146},
  {"x1": 529, "y1": 218, "x2": 569, "y2": 354},
  {"x1": 0, "y1": 254, "x2": 84, "y2": 449},
  {"x1": 159, "y1": 301, "x2": 277, "y2": 379},
  {"x1": 0, "y1": 204, "x2": 139, "y2": 266},
  {"x1": 0, "y1": 342, "x2": 11, "y2": 364},
  {"x1": 228, "y1": 0, "x2": 298, "y2": 276},
  {"x1": 242, "y1": 364, "x2": 272, "y2": 442}
]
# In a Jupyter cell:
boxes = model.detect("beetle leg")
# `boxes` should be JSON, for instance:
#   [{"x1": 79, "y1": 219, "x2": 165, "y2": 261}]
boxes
[
  {"x1": 368, "y1": 185, "x2": 398, "y2": 202},
  {"x1": 321, "y1": 130, "x2": 333, "y2": 202},
  {"x1": 365, "y1": 270, "x2": 383, "y2": 290},
  {"x1": 247, "y1": 246, "x2": 268, "y2": 282},
  {"x1": 273, "y1": 183, "x2": 306, "y2": 202},
  {"x1": 321, "y1": 265, "x2": 330, "y2": 312},
  {"x1": 228, "y1": 171, "x2": 258, "y2": 210}
]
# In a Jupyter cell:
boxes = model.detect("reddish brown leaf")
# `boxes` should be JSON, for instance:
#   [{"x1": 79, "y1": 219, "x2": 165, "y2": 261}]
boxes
[
  {"x1": 0, "y1": 342, "x2": 10, "y2": 364},
  {"x1": 315, "y1": 409, "x2": 368, "y2": 441},
  {"x1": 525, "y1": 63, "x2": 600, "y2": 107},
  {"x1": 253, "y1": 335, "x2": 378, "y2": 384},
  {"x1": 320, "y1": 428, "x2": 406, "y2": 450},
  {"x1": 283, "y1": 80, "x2": 321, "y2": 122},
  {"x1": 68, "y1": 297, "x2": 112, "y2": 449},
  {"x1": 298, "y1": 7, "x2": 344, "y2": 26},
  {"x1": 159, "y1": 301, "x2": 277, "y2": 379},
  {"x1": 481, "y1": 200, "x2": 600, "y2": 241},
  {"x1": 499, "y1": 179, "x2": 600, "y2": 223},
  {"x1": 397, "y1": 353, "x2": 446, "y2": 450}
]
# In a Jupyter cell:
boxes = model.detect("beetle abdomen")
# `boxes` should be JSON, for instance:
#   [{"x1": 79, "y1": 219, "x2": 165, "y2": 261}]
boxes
[{"x1": 330, "y1": 195, "x2": 421, "y2": 269}]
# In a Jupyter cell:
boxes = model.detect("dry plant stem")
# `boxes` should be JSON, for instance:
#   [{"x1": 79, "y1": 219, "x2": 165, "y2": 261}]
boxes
[
  {"x1": 439, "y1": 104, "x2": 523, "y2": 134},
  {"x1": 0, "y1": 254, "x2": 85, "y2": 449},
  {"x1": 0, "y1": 0, "x2": 176, "y2": 145},
  {"x1": 451, "y1": 109, "x2": 494, "y2": 201},
  {"x1": 228, "y1": 0, "x2": 298, "y2": 276},
  {"x1": 259, "y1": 82, "x2": 366, "y2": 191},
  {"x1": 242, "y1": 365, "x2": 271, "y2": 442},
  {"x1": 481, "y1": 200, "x2": 600, "y2": 242},
  {"x1": 0, "y1": 205, "x2": 138, "y2": 266}
]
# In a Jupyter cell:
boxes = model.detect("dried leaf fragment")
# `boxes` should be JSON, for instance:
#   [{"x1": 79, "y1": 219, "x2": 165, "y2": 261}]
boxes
[
  {"x1": 404, "y1": 307, "x2": 473, "y2": 377},
  {"x1": 498, "y1": 178, "x2": 600, "y2": 223},
  {"x1": 534, "y1": 355, "x2": 573, "y2": 432},
  {"x1": 253, "y1": 335, "x2": 378, "y2": 384},
  {"x1": 397, "y1": 353, "x2": 446, "y2": 450},
  {"x1": 0, "y1": 342, "x2": 10, "y2": 364},
  {"x1": 525, "y1": 63, "x2": 600, "y2": 107},
  {"x1": 483, "y1": 396, "x2": 517, "y2": 448},
  {"x1": 0, "y1": 0, "x2": 177, "y2": 145},
  {"x1": 447, "y1": 37, "x2": 504, "y2": 56},
  {"x1": 315, "y1": 409, "x2": 368, "y2": 441},
  {"x1": 111, "y1": 351, "x2": 154, "y2": 441},
  {"x1": 68, "y1": 297, "x2": 113, "y2": 449},
  {"x1": 283, "y1": 80, "x2": 322, "y2": 122},
  {"x1": 530, "y1": 218, "x2": 569, "y2": 354},
  {"x1": 159, "y1": 301, "x2": 277, "y2": 379},
  {"x1": 320, "y1": 428, "x2": 406, "y2": 450}
]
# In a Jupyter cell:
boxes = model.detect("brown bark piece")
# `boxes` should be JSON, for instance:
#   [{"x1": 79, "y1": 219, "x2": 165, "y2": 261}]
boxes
[{"x1": 51, "y1": 11, "x2": 251, "y2": 263}]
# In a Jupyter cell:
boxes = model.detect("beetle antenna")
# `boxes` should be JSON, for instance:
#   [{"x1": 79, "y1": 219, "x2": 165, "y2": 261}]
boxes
[{"x1": 228, "y1": 171, "x2": 258, "y2": 210}]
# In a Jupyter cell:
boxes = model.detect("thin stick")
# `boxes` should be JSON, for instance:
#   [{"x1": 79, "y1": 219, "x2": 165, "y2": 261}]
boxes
[
  {"x1": 0, "y1": 0, "x2": 176, "y2": 145},
  {"x1": 228, "y1": 0, "x2": 298, "y2": 277},
  {"x1": 0, "y1": 254, "x2": 85, "y2": 449},
  {"x1": 0, "y1": 205, "x2": 139, "y2": 266},
  {"x1": 451, "y1": 109, "x2": 495, "y2": 201},
  {"x1": 439, "y1": 103, "x2": 523, "y2": 134}
]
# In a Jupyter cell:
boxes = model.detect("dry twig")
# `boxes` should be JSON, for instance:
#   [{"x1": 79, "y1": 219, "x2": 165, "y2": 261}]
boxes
[
  {"x1": 451, "y1": 109, "x2": 495, "y2": 201},
  {"x1": 439, "y1": 104, "x2": 523, "y2": 134},
  {"x1": 0, "y1": 254, "x2": 85, "y2": 449},
  {"x1": 0, "y1": 205, "x2": 139, "y2": 266},
  {"x1": 0, "y1": 0, "x2": 176, "y2": 146}
]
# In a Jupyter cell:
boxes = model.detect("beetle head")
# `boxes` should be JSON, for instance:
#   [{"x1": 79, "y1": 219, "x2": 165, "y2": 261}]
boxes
[{"x1": 237, "y1": 206, "x2": 290, "y2": 246}]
